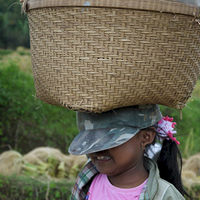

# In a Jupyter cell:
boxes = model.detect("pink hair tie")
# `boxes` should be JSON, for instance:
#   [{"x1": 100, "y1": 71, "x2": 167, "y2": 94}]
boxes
[{"x1": 157, "y1": 116, "x2": 180, "y2": 145}]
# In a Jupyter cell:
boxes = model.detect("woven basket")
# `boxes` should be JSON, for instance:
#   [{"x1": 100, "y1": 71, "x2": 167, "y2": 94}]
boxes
[{"x1": 22, "y1": 0, "x2": 200, "y2": 112}]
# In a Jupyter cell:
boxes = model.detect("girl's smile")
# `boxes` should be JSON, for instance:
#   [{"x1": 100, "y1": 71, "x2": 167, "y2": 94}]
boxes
[
  {"x1": 88, "y1": 130, "x2": 152, "y2": 188},
  {"x1": 92, "y1": 152, "x2": 112, "y2": 160},
  {"x1": 95, "y1": 156, "x2": 112, "y2": 161},
  {"x1": 91, "y1": 152, "x2": 113, "y2": 165}
]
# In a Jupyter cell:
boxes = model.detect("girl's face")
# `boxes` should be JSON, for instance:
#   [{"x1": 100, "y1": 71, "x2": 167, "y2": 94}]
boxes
[{"x1": 89, "y1": 130, "x2": 145, "y2": 178}]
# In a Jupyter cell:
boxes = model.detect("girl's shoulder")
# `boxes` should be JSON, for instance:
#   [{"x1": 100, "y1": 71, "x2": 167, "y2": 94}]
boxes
[{"x1": 154, "y1": 178, "x2": 185, "y2": 200}]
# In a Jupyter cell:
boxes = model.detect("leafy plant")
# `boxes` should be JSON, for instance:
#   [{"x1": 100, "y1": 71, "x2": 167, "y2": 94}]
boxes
[
  {"x1": 0, "y1": 0, "x2": 29, "y2": 49},
  {"x1": 160, "y1": 98, "x2": 200, "y2": 156},
  {"x1": 193, "y1": 80, "x2": 200, "y2": 98},
  {"x1": 0, "y1": 174, "x2": 74, "y2": 200},
  {"x1": 0, "y1": 51, "x2": 78, "y2": 154},
  {"x1": 183, "y1": 128, "x2": 195, "y2": 159}
]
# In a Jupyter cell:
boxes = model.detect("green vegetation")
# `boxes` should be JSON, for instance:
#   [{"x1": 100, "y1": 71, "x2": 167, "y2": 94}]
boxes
[
  {"x1": 188, "y1": 185, "x2": 200, "y2": 200},
  {"x1": 0, "y1": 174, "x2": 74, "y2": 200},
  {"x1": 193, "y1": 80, "x2": 200, "y2": 98},
  {"x1": 0, "y1": 49, "x2": 14, "y2": 58},
  {"x1": 0, "y1": 0, "x2": 29, "y2": 49},
  {"x1": 160, "y1": 98, "x2": 200, "y2": 158},
  {"x1": 0, "y1": 48, "x2": 78, "y2": 155}
]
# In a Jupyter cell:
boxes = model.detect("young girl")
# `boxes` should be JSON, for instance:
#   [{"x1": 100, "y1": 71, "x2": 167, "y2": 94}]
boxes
[{"x1": 69, "y1": 104, "x2": 188, "y2": 200}]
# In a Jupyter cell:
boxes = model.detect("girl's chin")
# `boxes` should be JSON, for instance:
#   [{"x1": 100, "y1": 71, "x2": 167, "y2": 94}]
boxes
[
  {"x1": 95, "y1": 166, "x2": 117, "y2": 176},
  {"x1": 97, "y1": 170, "x2": 114, "y2": 176}
]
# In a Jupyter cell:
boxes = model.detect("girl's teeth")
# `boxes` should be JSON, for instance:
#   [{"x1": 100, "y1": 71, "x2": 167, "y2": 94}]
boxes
[{"x1": 96, "y1": 156, "x2": 111, "y2": 160}]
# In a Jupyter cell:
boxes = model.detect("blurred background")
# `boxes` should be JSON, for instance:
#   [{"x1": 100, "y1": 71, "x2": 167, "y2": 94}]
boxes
[{"x1": 0, "y1": 0, "x2": 200, "y2": 199}]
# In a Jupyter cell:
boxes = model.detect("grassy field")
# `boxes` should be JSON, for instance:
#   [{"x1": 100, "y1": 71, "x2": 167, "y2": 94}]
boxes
[{"x1": 0, "y1": 47, "x2": 78, "y2": 155}]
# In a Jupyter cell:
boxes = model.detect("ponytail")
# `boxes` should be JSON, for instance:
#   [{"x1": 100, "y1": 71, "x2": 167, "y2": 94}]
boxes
[
  {"x1": 145, "y1": 125, "x2": 191, "y2": 198},
  {"x1": 157, "y1": 139, "x2": 190, "y2": 197}
]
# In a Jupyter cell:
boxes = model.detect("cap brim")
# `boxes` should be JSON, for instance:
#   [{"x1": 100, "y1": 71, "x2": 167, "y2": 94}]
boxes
[{"x1": 68, "y1": 127, "x2": 140, "y2": 155}]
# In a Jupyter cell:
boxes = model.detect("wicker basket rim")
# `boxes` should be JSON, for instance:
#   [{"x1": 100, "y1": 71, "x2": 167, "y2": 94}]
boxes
[{"x1": 22, "y1": 0, "x2": 200, "y2": 17}]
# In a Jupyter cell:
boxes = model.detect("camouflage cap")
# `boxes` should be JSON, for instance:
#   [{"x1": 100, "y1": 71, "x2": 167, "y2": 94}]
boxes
[{"x1": 68, "y1": 104, "x2": 162, "y2": 155}]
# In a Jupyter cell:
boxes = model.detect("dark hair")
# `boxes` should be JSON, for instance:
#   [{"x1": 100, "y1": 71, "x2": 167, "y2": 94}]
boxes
[
  {"x1": 145, "y1": 127, "x2": 190, "y2": 198},
  {"x1": 157, "y1": 139, "x2": 190, "y2": 197}
]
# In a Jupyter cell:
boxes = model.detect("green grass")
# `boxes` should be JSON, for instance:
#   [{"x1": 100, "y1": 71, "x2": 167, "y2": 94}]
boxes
[
  {"x1": 0, "y1": 49, "x2": 14, "y2": 60},
  {"x1": 16, "y1": 46, "x2": 31, "y2": 56},
  {"x1": 160, "y1": 98, "x2": 200, "y2": 158},
  {"x1": 0, "y1": 174, "x2": 74, "y2": 200},
  {"x1": 193, "y1": 80, "x2": 200, "y2": 98},
  {"x1": 0, "y1": 49, "x2": 78, "y2": 155},
  {"x1": 0, "y1": 49, "x2": 14, "y2": 56}
]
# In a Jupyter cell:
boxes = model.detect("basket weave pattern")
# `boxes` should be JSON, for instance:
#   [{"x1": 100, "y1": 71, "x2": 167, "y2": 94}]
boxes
[{"x1": 28, "y1": 7, "x2": 200, "y2": 112}]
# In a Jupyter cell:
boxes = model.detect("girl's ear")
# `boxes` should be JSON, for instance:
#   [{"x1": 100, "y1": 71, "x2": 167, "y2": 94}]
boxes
[{"x1": 141, "y1": 127, "x2": 156, "y2": 147}]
